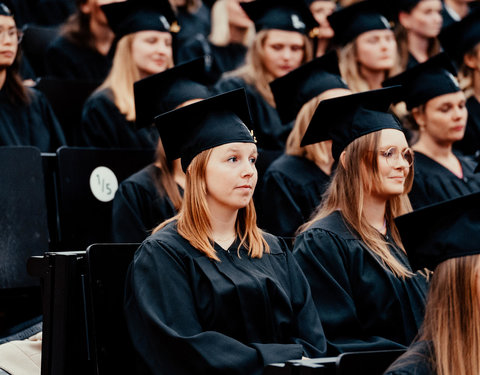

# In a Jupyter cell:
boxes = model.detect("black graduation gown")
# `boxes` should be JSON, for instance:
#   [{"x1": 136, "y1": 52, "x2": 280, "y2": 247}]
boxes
[
  {"x1": 406, "y1": 53, "x2": 419, "y2": 70},
  {"x1": 78, "y1": 88, "x2": 158, "y2": 149},
  {"x1": 261, "y1": 155, "x2": 330, "y2": 238},
  {"x1": 454, "y1": 96, "x2": 480, "y2": 157},
  {"x1": 293, "y1": 211, "x2": 428, "y2": 354},
  {"x1": 45, "y1": 35, "x2": 112, "y2": 82},
  {"x1": 111, "y1": 164, "x2": 182, "y2": 243},
  {"x1": 384, "y1": 341, "x2": 434, "y2": 375},
  {"x1": 214, "y1": 76, "x2": 291, "y2": 150},
  {"x1": 125, "y1": 221, "x2": 328, "y2": 375},
  {"x1": 408, "y1": 150, "x2": 480, "y2": 209},
  {"x1": 175, "y1": 4, "x2": 211, "y2": 51},
  {"x1": 0, "y1": 87, "x2": 66, "y2": 152}
]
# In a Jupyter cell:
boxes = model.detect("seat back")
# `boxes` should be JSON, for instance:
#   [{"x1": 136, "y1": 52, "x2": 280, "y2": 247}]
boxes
[
  {"x1": 336, "y1": 349, "x2": 406, "y2": 375},
  {"x1": 21, "y1": 24, "x2": 59, "y2": 77},
  {"x1": 54, "y1": 147, "x2": 154, "y2": 250}
]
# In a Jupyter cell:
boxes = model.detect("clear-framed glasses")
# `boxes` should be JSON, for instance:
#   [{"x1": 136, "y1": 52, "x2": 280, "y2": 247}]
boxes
[
  {"x1": 378, "y1": 147, "x2": 414, "y2": 167},
  {"x1": 0, "y1": 28, "x2": 23, "y2": 44}
]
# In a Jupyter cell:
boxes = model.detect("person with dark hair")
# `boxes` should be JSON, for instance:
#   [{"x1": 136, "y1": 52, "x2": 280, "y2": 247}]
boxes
[
  {"x1": 293, "y1": 87, "x2": 428, "y2": 353},
  {"x1": 385, "y1": 191, "x2": 480, "y2": 375},
  {"x1": 306, "y1": 0, "x2": 337, "y2": 57},
  {"x1": 124, "y1": 89, "x2": 328, "y2": 374},
  {"x1": 45, "y1": 0, "x2": 117, "y2": 83},
  {"x1": 0, "y1": 3, "x2": 66, "y2": 152}
]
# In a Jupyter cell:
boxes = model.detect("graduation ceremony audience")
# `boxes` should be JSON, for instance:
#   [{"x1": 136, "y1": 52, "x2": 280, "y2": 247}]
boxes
[{"x1": 5, "y1": 0, "x2": 480, "y2": 373}]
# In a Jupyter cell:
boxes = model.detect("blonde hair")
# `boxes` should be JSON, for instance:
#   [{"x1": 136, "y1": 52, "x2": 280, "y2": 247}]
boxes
[
  {"x1": 338, "y1": 38, "x2": 401, "y2": 93},
  {"x1": 97, "y1": 34, "x2": 174, "y2": 121},
  {"x1": 228, "y1": 29, "x2": 313, "y2": 106},
  {"x1": 154, "y1": 148, "x2": 269, "y2": 260},
  {"x1": 300, "y1": 131, "x2": 414, "y2": 278},
  {"x1": 286, "y1": 96, "x2": 333, "y2": 169},
  {"x1": 419, "y1": 254, "x2": 480, "y2": 375},
  {"x1": 458, "y1": 43, "x2": 480, "y2": 99},
  {"x1": 208, "y1": 0, "x2": 255, "y2": 47},
  {"x1": 154, "y1": 140, "x2": 183, "y2": 211}
]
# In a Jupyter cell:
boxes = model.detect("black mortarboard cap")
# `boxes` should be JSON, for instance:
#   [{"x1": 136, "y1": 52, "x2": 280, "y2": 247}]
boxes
[
  {"x1": 154, "y1": 89, "x2": 255, "y2": 171},
  {"x1": 382, "y1": 53, "x2": 460, "y2": 110},
  {"x1": 241, "y1": 0, "x2": 319, "y2": 36},
  {"x1": 395, "y1": 191, "x2": 480, "y2": 271},
  {"x1": 301, "y1": 86, "x2": 403, "y2": 160},
  {"x1": 0, "y1": 2, "x2": 12, "y2": 16},
  {"x1": 392, "y1": 0, "x2": 422, "y2": 12},
  {"x1": 101, "y1": 0, "x2": 179, "y2": 41},
  {"x1": 269, "y1": 51, "x2": 348, "y2": 123},
  {"x1": 439, "y1": 7, "x2": 480, "y2": 66},
  {"x1": 134, "y1": 56, "x2": 212, "y2": 128},
  {"x1": 327, "y1": 0, "x2": 391, "y2": 46}
]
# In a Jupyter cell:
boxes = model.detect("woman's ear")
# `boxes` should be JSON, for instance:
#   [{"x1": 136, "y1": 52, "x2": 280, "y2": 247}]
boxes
[
  {"x1": 464, "y1": 51, "x2": 479, "y2": 70},
  {"x1": 411, "y1": 107, "x2": 425, "y2": 128},
  {"x1": 398, "y1": 11, "x2": 411, "y2": 29},
  {"x1": 339, "y1": 150, "x2": 347, "y2": 169}
]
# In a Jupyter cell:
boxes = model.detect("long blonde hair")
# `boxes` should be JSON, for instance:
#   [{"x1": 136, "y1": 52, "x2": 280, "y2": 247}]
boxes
[
  {"x1": 300, "y1": 131, "x2": 414, "y2": 278},
  {"x1": 154, "y1": 148, "x2": 269, "y2": 260},
  {"x1": 338, "y1": 38, "x2": 401, "y2": 93},
  {"x1": 286, "y1": 96, "x2": 333, "y2": 169},
  {"x1": 419, "y1": 254, "x2": 480, "y2": 375},
  {"x1": 228, "y1": 29, "x2": 313, "y2": 106},
  {"x1": 97, "y1": 34, "x2": 174, "y2": 121}
]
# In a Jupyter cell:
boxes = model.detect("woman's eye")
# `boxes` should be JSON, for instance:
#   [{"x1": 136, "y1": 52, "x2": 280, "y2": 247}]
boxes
[
  {"x1": 249, "y1": 157, "x2": 257, "y2": 164},
  {"x1": 384, "y1": 148, "x2": 395, "y2": 158},
  {"x1": 228, "y1": 156, "x2": 237, "y2": 162}
]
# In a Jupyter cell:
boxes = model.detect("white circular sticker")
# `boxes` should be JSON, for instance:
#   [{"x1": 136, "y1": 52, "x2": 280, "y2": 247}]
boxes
[{"x1": 89, "y1": 166, "x2": 118, "y2": 202}]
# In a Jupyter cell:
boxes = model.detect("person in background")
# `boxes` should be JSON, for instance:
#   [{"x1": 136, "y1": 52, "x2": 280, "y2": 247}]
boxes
[
  {"x1": 112, "y1": 57, "x2": 212, "y2": 243},
  {"x1": 439, "y1": 7, "x2": 480, "y2": 157},
  {"x1": 293, "y1": 87, "x2": 428, "y2": 354},
  {"x1": 328, "y1": 0, "x2": 401, "y2": 93},
  {"x1": 385, "y1": 191, "x2": 480, "y2": 375},
  {"x1": 384, "y1": 53, "x2": 480, "y2": 209},
  {"x1": 124, "y1": 89, "x2": 328, "y2": 374},
  {"x1": 0, "y1": 3, "x2": 66, "y2": 152},
  {"x1": 45, "y1": 0, "x2": 120, "y2": 83},
  {"x1": 306, "y1": 0, "x2": 337, "y2": 57},
  {"x1": 441, "y1": 0, "x2": 476, "y2": 27},
  {"x1": 393, "y1": 0, "x2": 443, "y2": 70},
  {"x1": 78, "y1": 0, "x2": 178, "y2": 149},
  {"x1": 261, "y1": 51, "x2": 350, "y2": 238}
]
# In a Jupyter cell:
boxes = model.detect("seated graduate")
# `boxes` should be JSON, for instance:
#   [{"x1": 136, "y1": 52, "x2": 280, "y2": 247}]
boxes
[
  {"x1": 124, "y1": 89, "x2": 328, "y2": 374},
  {"x1": 306, "y1": 0, "x2": 337, "y2": 58},
  {"x1": 214, "y1": 0, "x2": 317, "y2": 151},
  {"x1": 439, "y1": 8, "x2": 480, "y2": 157},
  {"x1": 327, "y1": 0, "x2": 401, "y2": 93},
  {"x1": 384, "y1": 53, "x2": 480, "y2": 209},
  {"x1": 292, "y1": 87, "x2": 428, "y2": 354},
  {"x1": 385, "y1": 191, "x2": 480, "y2": 375},
  {"x1": 112, "y1": 57, "x2": 212, "y2": 243},
  {"x1": 0, "y1": 3, "x2": 66, "y2": 152},
  {"x1": 78, "y1": 0, "x2": 178, "y2": 149},
  {"x1": 45, "y1": 0, "x2": 116, "y2": 83},
  {"x1": 261, "y1": 51, "x2": 350, "y2": 237}
]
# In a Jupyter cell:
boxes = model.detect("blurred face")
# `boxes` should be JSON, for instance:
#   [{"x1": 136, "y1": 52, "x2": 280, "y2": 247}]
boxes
[
  {"x1": 415, "y1": 91, "x2": 468, "y2": 145},
  {"x1": 132, "y1": 31, "x2": 172, "y2": 78},
  {"x1": 227, "y1": 0, "x2": 254, "y2": 29},
  {"x1": 309, "y1": 0, "x2": 335, "y2": 39},
  {"x1": 262, "y1": 29, "x2": 305, "y2": 79},
  {"x1": 355, "y1": 29, "x2": 397, "y2": 72},
  {"x1": 205, "y1": 142, "x2": 258, "y2": 214},
  {"x1": 372, "y1": 129, "x2": 412, "y2": 200},
  {"x1": 464, "y1": 43, "x2": 480, "y2": 72},
  {"x1": 82, "y1": 0, "x2": 125, "y2": 25},
  {"x1": 399, "y1": 0, "x2": 443, "y2": 39},
  {"x1": 0, "y1": 15, "x2": 18, "y2": 69}
]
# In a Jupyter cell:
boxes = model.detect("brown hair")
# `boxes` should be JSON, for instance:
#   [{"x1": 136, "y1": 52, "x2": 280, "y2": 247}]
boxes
[
  {"x1": 419, "y1": 254, "x2": 480, "y2": 375},
  {"x1": 458, "y1": 43, "x2": 480, "y2": 99},
  {"x1": 61, "y1": 0, "x2": 96, "y2": 50},
  {"x1": 228, "y1": 29, "x2": 313, "y2": 106},
  {"x1": 300, "y1": 131, "x2": 414, "y2": 278},
  {"x1": 154, "y1": 148, "x2": 269, "y2": 260}
]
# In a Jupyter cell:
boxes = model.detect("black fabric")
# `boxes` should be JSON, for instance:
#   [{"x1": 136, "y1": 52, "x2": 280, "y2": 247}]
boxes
[
  {"x1": 454, "y1": 95, "x2": 480, "y2": 157},
  {"x1": 175, "y1": 3, "x2": 210, "y2": 51},
  {"x1": 408, "y1": 150, "x2": 480, "y2": 209},
  {"x1": 79, "y1": 88, "x2": 159, "y2": 149},
  {"x1": 45, "y1": 35, "x2": 112, "y2": 82},
  {"x1": 215, "y1": 76, "x2": 291, "y2": 150},
  {"x1": 124, "y1": 221, "x2": 328, "y2": 374},
  {"x1": 261, "y1": 155, "x2": 330, "y2": 237},
  {"x1": 384, "y1": 340, "x2": 434, "y2": 375},
  {"x1": 111, "y1": 164, "x2": 182, "y2": 243},
  {"x1": 0, "y1": 88, "x2": 66, "y2": 152},
  {"x1": 293, "y1": 211, "x2": 428, "y2": 354}
]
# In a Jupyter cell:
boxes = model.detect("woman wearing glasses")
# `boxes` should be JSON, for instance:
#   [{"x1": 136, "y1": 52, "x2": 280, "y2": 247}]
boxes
[
  {"x1": 384, "y1": 53, "x2": 480, "y2": 209},
  {"x1": 0, "y1": 3, "x2": 66, "y2": 152},
  {"x1": 293, "y1": 87, "x2": 428, "y2": 354}
]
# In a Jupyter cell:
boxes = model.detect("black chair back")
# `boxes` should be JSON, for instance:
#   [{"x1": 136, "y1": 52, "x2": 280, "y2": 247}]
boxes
[{"x1": 336, "y1": 349, "x2": 406, "y2": 375}]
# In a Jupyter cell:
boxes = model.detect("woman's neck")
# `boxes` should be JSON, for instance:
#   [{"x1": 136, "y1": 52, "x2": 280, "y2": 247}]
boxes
[
  {"x1": 407, "y1": 32, "x2": 430, "y2": 63},
  {"x1": 90, "y1": 18, "x2": 115, "y2": 56},
  {"x1": 0, "y1": 69, "x2": 6, "y2": 90},
  {"x1": 363, "y1": 195, "x2": 387, "y2": 235},
  {"x1": 315, "y1": 38, "x2": 330, "y2": 57},
  {"x1": 413, "y1": 135, "x2": 454, "y2": 160},
  {"x1": 209, "y1": 206, "x2": 238, "y2": 249},
  {"x1": 229, "y1": 24, "x2": 248, "y2": 45},
  {"x1": 359, "y1": 65, "x2": 386, "y2": 90}
]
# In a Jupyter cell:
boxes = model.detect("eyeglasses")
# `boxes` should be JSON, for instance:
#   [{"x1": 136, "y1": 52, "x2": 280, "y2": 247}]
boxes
[
  {"x1": 0, "y1": 28, "x2": 23, "y2": 44},
  {"x1": 378, "y1": 147, "x2": 414, "y2": 167}
]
